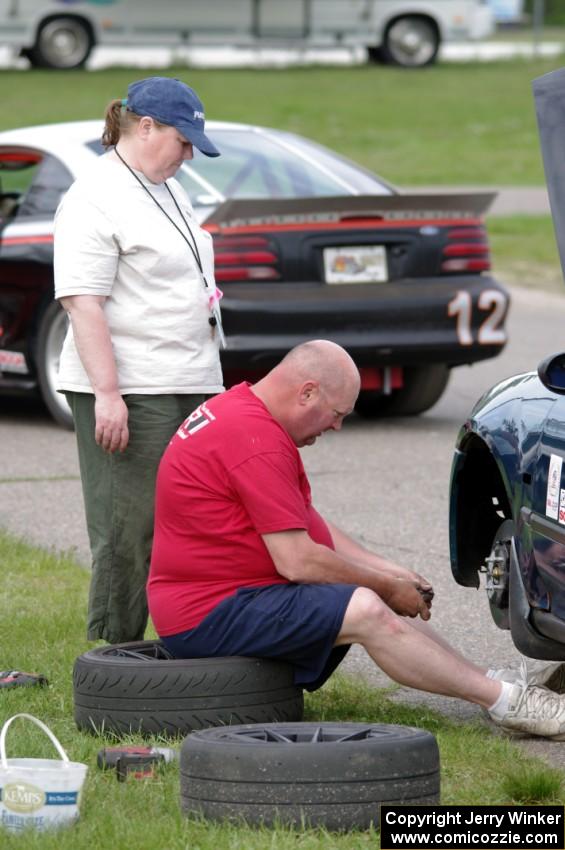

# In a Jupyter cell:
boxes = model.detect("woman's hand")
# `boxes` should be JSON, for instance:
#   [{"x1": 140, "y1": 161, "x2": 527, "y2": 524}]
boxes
[
  {"x1": 60, "y1": 295, "x2": 127, "y2": 451},
  {"x1": 95, "y1": 391, "x2": 129, "y2": 453}
]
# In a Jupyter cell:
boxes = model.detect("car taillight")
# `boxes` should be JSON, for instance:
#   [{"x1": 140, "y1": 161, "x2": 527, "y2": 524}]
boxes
[
  {"x1": 441, "y1": 226, "x2": 491, "y2": 273},
  {"x1": 212, "y1": 235, "x2": 281, "y2": 282}
]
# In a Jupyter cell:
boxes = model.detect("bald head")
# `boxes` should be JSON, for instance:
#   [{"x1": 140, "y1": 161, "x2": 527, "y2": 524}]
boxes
[
  {"x1": 278, "y1": 340, "x2": 359, "y2": 394},
  {"x1": 252, "y1": 340, "x2": 360, "y2": 447}
]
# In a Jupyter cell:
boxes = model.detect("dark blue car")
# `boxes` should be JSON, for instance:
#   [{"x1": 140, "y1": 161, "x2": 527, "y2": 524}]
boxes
[
  {"x1": 449, "y1": 66, "x2": 565, "y2": 660},
  {"x1": 449, "y1": 352, "x2": 565, "y2": 660}
]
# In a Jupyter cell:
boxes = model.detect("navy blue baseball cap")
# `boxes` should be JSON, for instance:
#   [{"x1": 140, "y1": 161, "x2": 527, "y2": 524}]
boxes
[{"x1": 126, "y1": 76, "x2": 220, "y2": 157}]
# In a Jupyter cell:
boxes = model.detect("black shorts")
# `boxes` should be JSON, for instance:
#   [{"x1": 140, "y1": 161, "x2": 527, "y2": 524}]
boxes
[{"x1": 160, "y1": 582, "x2": 357, "y2": 691}]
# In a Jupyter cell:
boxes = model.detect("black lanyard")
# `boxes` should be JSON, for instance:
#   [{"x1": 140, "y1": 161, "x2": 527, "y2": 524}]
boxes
[{"x1": 114, "y1": 146, "x2": 209, "y2": 289}]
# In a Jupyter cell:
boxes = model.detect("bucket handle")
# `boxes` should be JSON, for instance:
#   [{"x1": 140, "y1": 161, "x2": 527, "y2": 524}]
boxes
[{"x1": 0, "y1": 713, "x2": 71, "y2": 769}]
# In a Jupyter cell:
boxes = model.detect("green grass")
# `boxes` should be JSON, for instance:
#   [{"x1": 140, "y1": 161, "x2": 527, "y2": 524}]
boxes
[
  {"x1": 489, "y1": 214, "x2": 563, "y2": 290},
  {"x1": 501, "y1": 767, "x2": 565, "y2": 804},
  {"x1": 0, "y1": 530, "x2": 563, "y2": 848},
  {"x1": 0, "y1": 59, "x2": 561, "y2": 185}
]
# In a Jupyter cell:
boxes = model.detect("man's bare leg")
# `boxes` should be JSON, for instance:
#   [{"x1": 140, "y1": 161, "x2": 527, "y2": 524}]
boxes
[
  {"x1": 409, "y1": 617, "x2": 488, "y2": 676},
  {"x1": 336, "y1": 588, "x2": 500, "y2": 708}
]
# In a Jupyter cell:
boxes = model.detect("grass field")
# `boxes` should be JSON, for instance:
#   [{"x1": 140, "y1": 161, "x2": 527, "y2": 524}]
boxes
[
  {"x1": 0, "y1": 531, "x2": 563, "y2": 849},
  {"x1": 0, "y1": 59, "x2": 561, "y2": 185},
  {"x1": 490, "y1": 215, "x2": 562, "y2": 290}
]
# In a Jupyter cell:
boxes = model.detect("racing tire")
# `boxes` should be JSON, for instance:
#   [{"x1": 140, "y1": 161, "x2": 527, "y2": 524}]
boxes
[
  {"x1": 73, "y1": 641, "x2": 304, "y2": 739},
  {"x1": 378, "y1": 16, "x2": 440, "y2": 68},
  {"x1": 355, "y1": 364, "x2": 449, "y2": 418},
  {"x1": 36, "y1": 300, "x2": 74, "y2": 430},
  {"x1": 26, "y1": 17, "x2": 93, "y2": 69},
  {"x1": 180, "y1": 722, "x2": 440, "y2": 830}
]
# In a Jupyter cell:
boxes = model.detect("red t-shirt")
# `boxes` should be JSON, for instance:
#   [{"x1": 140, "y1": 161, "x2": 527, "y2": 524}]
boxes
[{"x1": 148, "y1": 383, "x2": 334, "y2": 636}]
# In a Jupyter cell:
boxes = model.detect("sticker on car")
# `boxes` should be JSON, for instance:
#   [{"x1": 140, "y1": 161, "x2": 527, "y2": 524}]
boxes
[{"x1": 546, "y1": 454, "x2": 563, "y2": 520}]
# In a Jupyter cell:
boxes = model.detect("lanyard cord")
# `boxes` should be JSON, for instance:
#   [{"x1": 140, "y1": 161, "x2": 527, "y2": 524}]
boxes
[{"x1": 114, "y1": 146, "x2": 208, "y2": 287}]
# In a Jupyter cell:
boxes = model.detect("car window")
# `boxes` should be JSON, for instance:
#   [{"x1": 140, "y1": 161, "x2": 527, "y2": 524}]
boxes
[
  {"x1": 272, "y1": 129, "x2": 394, "y2": 195},
  {"x1": 0, "y1": 149, "x2": 73, "y2": 220},
  {"x1": 0, "y1": 149, "x2": 40, "y2": 220},
  {"x1": 180, "y1": 128, "x2": 392, "y2": 207}
]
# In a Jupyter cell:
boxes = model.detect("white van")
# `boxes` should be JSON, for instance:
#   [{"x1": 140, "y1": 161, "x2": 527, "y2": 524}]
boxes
[{"x1": 1, "y1": 1, "x2": 494, "y2": 69}]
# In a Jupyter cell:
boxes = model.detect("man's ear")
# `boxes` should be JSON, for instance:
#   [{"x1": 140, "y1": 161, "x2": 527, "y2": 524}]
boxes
[{"x1": 299, "y1": 380, "x2": 319, "y2": 406}]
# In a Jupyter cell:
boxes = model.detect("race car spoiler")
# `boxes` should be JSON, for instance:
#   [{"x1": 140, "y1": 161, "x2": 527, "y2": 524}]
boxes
[{"x1": 203, "y1": 192, "x2": 497, "y2": 229}]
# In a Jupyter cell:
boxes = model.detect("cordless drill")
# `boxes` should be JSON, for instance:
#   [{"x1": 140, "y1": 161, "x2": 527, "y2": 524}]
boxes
[{"x1": 97, "y1": 746, "x2": 178, "y2": 781}]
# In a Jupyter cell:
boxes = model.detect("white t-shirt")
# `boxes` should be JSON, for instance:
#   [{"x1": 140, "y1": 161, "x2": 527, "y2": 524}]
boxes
[{"x1": 54, "y1": 153, "x2": 224, "y2": 395}]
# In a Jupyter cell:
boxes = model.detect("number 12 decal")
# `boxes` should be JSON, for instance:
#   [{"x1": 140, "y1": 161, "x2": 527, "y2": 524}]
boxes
[{"x1": 447, "y1": 289, "x2": 507, "y2": 347}]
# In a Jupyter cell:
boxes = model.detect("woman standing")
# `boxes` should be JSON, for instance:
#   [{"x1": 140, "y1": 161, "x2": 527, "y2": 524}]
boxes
[{"x1": 54, "y1": 77, "x2": 224, "y2": 644}]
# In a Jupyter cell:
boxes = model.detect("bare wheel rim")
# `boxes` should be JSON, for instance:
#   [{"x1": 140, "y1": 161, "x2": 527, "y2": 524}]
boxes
[
  {"x1": 199, "y1": 724, "x2": 409, "y2": 744},
  {"x1": 44, "y1": 307, "x2": 71, "y2": 420},
  {"x1": 104, "y1": 643, "x2": 174, "y2": 661},
  {"x1": 38, "y1": 19, "x2": 91, "y2": 67},
  {"x1": 386, "y1": 18, "x2": 437, "y2": 66}
]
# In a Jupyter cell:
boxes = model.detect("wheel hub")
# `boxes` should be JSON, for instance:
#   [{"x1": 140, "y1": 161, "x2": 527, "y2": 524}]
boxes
[
  {"x1": 482, "y1": 533, "x2": 511, "y2": 629},
  {"x1": 52, "y1": 31, "x2": 79, "y2": 59},
  {"x1": 484, "y1": 540, "x2": 509, "y2": 606},
  {"x1": 388, "y1": 19, "x2": 437, "y2": 65}
]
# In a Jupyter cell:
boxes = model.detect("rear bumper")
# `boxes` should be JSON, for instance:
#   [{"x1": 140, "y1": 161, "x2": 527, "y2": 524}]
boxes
[{"x1": 220, "y1": 274, "x2": 509, "y2": 372}]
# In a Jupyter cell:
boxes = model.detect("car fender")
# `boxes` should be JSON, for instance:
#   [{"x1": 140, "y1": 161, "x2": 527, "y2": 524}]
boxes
[{"x1": 449, "y1": 370, "x2": 558, "y2": 587}]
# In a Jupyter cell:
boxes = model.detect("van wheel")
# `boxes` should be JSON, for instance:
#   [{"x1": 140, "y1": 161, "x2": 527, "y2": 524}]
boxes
[
  {"x1": 355, "y1": 365, "x2": 449, "y2": 418},
  {"x1": 36, "y1": 301, "x2": 73, "y2": 429},
  {"x1": 27, "y1": 17, "x2": 93, "y2": 69},
  {"x1": 181, "y1": 722, "x2": 440, "y2": 830},
  {"x1": 73, "y1": 641, "x2": 304, "y2": 738},
  {"x1": 377, "y1": 16, "x2": 440, "y2": 67}
]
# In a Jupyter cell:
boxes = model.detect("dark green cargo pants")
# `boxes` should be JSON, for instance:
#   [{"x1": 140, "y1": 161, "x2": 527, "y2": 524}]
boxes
[{"x1": 66, "y1": 392, "x2": 209, "y2": 643}]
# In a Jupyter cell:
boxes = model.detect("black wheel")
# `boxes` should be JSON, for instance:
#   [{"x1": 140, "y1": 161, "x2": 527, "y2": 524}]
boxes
[
  {"x1": 379, "y1": 16, "x2": 440, "y2": 68},
  {"x1": 483, "y1": 520, "x2": 513, "y2": 630},
  {"x1": 27, "y1": 17, "x2": 93, "y2": 69},
  {"x1": 73, "y1": 640, "x2": 304, "y2": 739},
  {"x1": 180, "y1": 722, "x2": 440, "y2": 830},
  {"x1": 36, "y1": 301, "x2": 74, "y2": 430},
  {"x1": 355, "y1": 364, "x2": 449, "y2": 418}
]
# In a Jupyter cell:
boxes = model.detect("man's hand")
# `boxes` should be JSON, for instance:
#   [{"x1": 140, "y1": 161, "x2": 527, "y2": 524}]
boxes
[
  {"x1": 95, "y1": 392, "x2": 129, "y2": 453},
  {"x1": 388, "y1": 563, "x2": 433, "y2": 590},
  {"x1": 381, "y1": 576, "x2": 432, "y2": 621}
]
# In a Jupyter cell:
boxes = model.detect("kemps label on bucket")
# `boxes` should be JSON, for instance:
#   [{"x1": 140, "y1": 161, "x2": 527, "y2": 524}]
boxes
[
  {"x1": 0, "y1": 714, "x2": 88, "y2": 833},
  {"x1": 2, "y1": 781, "x2": 46, "y2": 812},
  {"x1": 1, "y1": 781, "x2": 81, "y2": 831}
]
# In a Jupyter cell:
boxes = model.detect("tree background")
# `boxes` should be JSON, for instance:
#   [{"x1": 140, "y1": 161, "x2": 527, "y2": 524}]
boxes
[{"x1": 524, "y1": 0, "x2": 565, "y2": 26}]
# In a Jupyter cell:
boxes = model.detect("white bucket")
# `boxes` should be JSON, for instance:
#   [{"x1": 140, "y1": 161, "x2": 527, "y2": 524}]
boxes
[{"x1": 0, "y1": 713, "x2": 88, "y2": 833}]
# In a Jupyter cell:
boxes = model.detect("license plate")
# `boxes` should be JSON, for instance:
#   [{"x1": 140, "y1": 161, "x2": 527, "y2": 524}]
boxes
[{"x1": 323, "y1": 245, "x2": 388, "y2": 284}]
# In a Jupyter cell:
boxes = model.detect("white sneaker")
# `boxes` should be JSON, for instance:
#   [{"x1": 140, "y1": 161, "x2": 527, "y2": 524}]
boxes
[
  {"x1": 488, "y1": 658, "x2": 565, "y2": 693},
  {"x1": 491, "y1": 684, "x2": 565, "y2": 739}
]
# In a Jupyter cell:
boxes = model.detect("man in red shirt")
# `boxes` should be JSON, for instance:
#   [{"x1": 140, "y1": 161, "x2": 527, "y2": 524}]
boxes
[{"x1": 148, "y1": 340, "x2": 565, "y2": 738}]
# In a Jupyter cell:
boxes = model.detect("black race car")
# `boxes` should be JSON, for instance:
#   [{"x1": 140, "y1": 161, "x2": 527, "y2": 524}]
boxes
[{"x1": 0, "y1": 120, "x2": 508, "y2": 427}]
